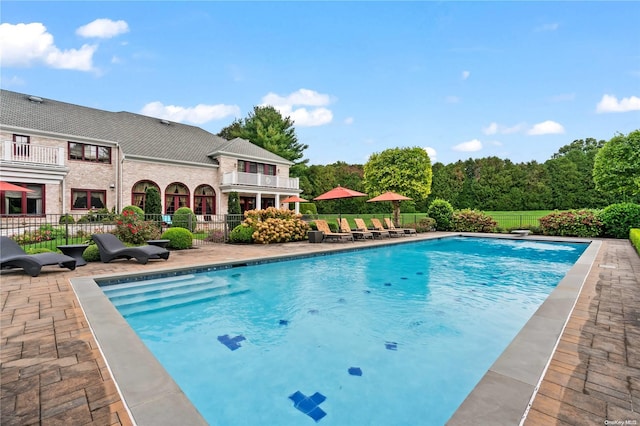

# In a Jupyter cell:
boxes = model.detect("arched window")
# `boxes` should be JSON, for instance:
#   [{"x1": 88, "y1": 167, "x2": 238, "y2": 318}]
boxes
[
  {"x1": 194, "y1": 185, "x2": 216, "y2": 217},
  {"x1": 165, "y1": 182, "x2": 189, "y2": 214},
  {"x1": 131, "y1": 180, "x2": 160, "y2": 211}
]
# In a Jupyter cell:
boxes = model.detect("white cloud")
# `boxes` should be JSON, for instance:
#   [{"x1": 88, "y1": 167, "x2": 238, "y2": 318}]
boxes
[
  {"x1": 461, "y1": 70, "x2": 470, "y2": 80},
  {"x1": 596, "y1": 94, "x2": 640, "y2": 113},
  {"x1": 261, "y1": 88, "x2": 334, "y2": 127},
  {"x1": 453, "y1": 139, "x2": 482, "y2": 152},
  {"x1": 445, "y1": 95, "x2": 460, "y2": 104},
  {"x1": 344, "y1": 117, "x2": 354, "y2": 125},
  {"x1": 535, "y1": 23, "x2": 559, "y2": 32},
  {"x1": 140, "y1": 101, "x2": 240, "y2": 124},
  {"x1": 528, "y1": 120, "x2": 565, "y2": 135},
  {"x1": 424, "y1": 146, "x2": 437, "y2": 162},
  {"x1": 76, "y1": 19, "x2": 129, "y2": 39},
  {"x1": 0, "y1": 22, "x2": 97, "y2": 71},
  {"x1": 483, "y1": 122, "x2": 525, "y2": 135}
]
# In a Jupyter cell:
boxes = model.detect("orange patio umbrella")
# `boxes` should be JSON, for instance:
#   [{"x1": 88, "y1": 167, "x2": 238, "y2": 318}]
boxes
[
  {"x1": 367, "y1": 191, "x2": 412, "y2": 227},
  {"x1": 0, "y1": 182, "x2": 33, "y2": 192},
  {"x1": 281, "y1": 195, "x2": 308, "y2": 203},
  {"x1": 314, "y1": 186, "x2": 367, "y2": 223}
]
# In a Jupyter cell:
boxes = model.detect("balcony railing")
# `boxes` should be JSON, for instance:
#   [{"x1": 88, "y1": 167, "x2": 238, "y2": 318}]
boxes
[
  {"x1": 1, "y1": 141, "x2": 65, "y2": 167},
  {"x1": 222, "y1": 171, "x2": 299, "y2": 189}
]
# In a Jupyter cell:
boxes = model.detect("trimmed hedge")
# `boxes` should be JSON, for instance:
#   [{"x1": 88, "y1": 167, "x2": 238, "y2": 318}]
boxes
[
  {"x1": 598, "y1": 203, "x2": 640, "y2": 239},
  {"x1": 173, "y1": 207, "x2": 197, "y2": 232},
  {"x1": 82, "y1": 244, "x2": 101, "y2": 262},
  {"x1": 122, "y1": 205, "x2": 145, "y2": 220},
  {"x1": 427, "y1": 199, "x2": 454, "y2": 231},
  {"x1": 161, "y1": 227, "x2": 193, "y2": 249},
  {"x1": 631, "y1": 228, "x2": 640, "y2": 257},
  {"x1": 229, "y1": 224, "x2": 255, "y2": 243}
]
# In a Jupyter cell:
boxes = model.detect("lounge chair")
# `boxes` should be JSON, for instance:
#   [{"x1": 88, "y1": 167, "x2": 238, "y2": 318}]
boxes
[
  {"x1": 92, "y1": 233, "x2": 170, "y2": 264},
  {"x1": 314, "y1": 220, "x2": 354, "y2": 242},
  {"x1": 338, "y1": 218, "x2": 374, "y2": 240},
  {"x1": 384, "y1": 218, "x2": 417, "y2": 235},
  {"x1": 0, "y1": 236, "x2": 76, "y2": 277},
  {"x1": 371, "y1": 218, "x2": 404, "y2": 237},
  {"x1": 354, "y1": 218, "x2": 390, "y2": 239}
]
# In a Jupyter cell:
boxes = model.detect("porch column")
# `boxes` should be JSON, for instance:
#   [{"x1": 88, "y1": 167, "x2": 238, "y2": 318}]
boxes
[{"x1": 256, "y1": 192, "x2": 262, "y2": 210}]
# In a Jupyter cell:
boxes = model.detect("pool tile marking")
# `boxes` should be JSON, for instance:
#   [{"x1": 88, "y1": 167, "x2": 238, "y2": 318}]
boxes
[
  {"x1": 385, "y1": 341, "x2": 398, "y2": 350},
  {"x1": 289, "y1": 391, "x2": 327, "y2": 422},
  {"x1": 348, "y1": 367, "x2": 363, "y2": 376},
  {"x1": 217, "y1": 334, "x2": 246, "y2": 351}
]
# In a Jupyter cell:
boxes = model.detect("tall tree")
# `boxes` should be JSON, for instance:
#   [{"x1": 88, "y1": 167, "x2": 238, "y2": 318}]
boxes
[
  {"x1": 217, "y1": 106, "x2": 309, "y2": 176},
  {"x1": 593, "y1": 130, "x2": 640, "y2": 201},
  {"x1": 363, "y1": 147, "x2": 432, "y2": 224}
]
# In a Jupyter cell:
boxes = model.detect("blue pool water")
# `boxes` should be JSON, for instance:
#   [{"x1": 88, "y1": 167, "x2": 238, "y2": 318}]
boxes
[{"x1": 101, "y1": 237, "x2": 587, "y2": 425}]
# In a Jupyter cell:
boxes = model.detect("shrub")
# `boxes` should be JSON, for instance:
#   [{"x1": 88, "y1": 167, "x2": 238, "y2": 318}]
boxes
[
  {"x1": 451, "y1": 210, "x2": 498, "y2": 233},
  {"x1": 113, "y1": 209, "x2": 161, "y2": 245},
  {"x1": 82, "y1": 244, "x2": 101, "y2": 262},
  {"x1": 243, "y1": 207, "x2": 309, "y2": 244},
  {"x1": 598, "y1": 203, "x2": 640, "y2": 239},
  {"x1": 161, "y1": 227, "x2": 193, "y2": 249},
  {"x1": 300, "y1": 203, "x2": 317, "y2": 215},
  {"x1": 538, "y1": 210, "x2": 602, "y2": 238},
  {"x1": 229, "y1": 224, "x2": 255, "y2": 243},
  {"x1": 173, "y1": 207, "x2": 197, "y2": 232},
  {"x1": 13, "y1": 225, "x2": 66, "y2": 244},
  {"x1": 414, "y1": 217, "x2": 436, "y2": 233},
  {"x1": 59, "y1": 214, "x2": 75, "y2": 224},
  {"x1": 427, "y1": 199, "x2": 454, "y2": 231},
  {"x1": 122, "y1": 205, "x2": 145, "y2": 221},
  {"x1": 25, "y1": 247, "x2": 55, "y2": 255},
  {"x1": 630, "y1": 229, "x2": 640, "y2": 256},
  {"x1": 144, "y1": 187, "x2": 162, "y2": 220},
  {"x1": 204, "y1": 229, "x2": 226, "y2": 243}
]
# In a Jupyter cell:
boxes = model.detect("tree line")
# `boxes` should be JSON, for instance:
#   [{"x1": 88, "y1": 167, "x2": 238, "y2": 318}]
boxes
[{"x1": 219, "y1": 106, "x2": 639, "y2": 213}]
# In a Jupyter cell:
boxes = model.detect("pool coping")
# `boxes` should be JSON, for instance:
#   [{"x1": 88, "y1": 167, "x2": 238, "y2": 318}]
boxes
[{"x1": 70, "y1": 233, "x2": 598, "y2": 425}]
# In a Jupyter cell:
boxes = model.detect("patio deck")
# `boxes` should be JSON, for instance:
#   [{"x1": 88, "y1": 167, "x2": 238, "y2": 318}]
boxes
[{"x1": 1, "y1": 235, "x2": 638, "y2": 425}]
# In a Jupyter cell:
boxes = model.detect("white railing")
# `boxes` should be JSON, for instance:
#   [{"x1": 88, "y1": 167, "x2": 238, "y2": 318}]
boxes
[
  {"x1": 222, "y1": 171, "x2": 299, "y2": 189},
  {"x1": 1, "y1": 141, "x2": 65, "y2": 167}
]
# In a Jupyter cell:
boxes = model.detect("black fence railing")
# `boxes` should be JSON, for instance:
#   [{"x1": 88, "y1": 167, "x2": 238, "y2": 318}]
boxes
[{"x1": 1, "y1": 213, "x2": 246, "y2": 250}]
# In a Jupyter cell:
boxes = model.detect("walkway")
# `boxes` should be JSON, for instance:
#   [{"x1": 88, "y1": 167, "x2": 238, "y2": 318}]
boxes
[{"x1": 1, "y1": 236, "x2": 638, "y2": 425}]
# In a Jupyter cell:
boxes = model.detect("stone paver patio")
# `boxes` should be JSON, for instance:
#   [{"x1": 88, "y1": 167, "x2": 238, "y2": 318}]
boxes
[{"x1": 1, "y1": 235, "x2": 638, "y2": 425}]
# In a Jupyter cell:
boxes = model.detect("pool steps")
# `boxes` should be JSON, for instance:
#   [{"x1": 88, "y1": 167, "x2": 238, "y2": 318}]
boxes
[{"x1": 101, "y1": 274, "x2": 250, "y2": 316}]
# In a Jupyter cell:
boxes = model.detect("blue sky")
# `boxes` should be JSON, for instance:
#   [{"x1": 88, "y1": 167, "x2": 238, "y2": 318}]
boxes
[{"x1": 1, "y1": 1, "x2": 639, "y2": 166}]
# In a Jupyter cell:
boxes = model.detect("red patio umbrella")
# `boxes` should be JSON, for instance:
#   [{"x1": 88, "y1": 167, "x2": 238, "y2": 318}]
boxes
[
  {"x1": 367, "y1": 191, "x2": 412, "y2": 227},
  {"x1": 0, "y1": 182, "x2": 33, "y2": 192},
  {"x1": 314, "y1": 186, "x2": 367, "y2": 223}
]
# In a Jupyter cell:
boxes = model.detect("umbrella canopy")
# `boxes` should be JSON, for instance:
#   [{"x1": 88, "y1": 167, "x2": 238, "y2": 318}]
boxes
[
  {"x1": 0, "y1": 182, "x2": 33, "y2": 192},
  {"x1": 313, "y1": 186, "x2": 367, "y2": 223},
  {"x1": 313, "y1": 186, "x2": 367, "y2": 201},
  {"x1": 366, "y1": 191, "x2": 412, "y2": 203},
  {"x1": 281, "y1": 195, "x2": 308, "y2": 203},
  {"x1": 366, "y1": 191, "x2": 412, "y2": 227}
]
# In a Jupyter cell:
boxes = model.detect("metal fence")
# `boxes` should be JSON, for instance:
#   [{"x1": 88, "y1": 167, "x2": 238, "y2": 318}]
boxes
[{"x1": 0, "y1": 213, "x2": 245, "y2": 250}]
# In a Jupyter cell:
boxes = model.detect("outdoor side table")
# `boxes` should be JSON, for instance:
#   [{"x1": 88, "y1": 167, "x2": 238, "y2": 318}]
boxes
[
  {"x1": 57, "y1": 244, "x2": 89, "y2": 267},
  {"x1": 307, "y1": 231, "x2": 323, "y2": 243},
  {"x1": 147, "y1": 239, "x2": 170, "y2": 248}
]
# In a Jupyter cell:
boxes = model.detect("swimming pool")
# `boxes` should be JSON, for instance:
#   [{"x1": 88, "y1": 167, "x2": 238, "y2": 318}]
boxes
[{"x1": 95, "y1": 236, "x2": 587, "y2": 425}]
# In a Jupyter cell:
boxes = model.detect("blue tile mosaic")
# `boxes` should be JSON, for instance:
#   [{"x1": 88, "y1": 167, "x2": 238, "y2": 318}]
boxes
[
  {"x1": 384, "y1": 282, "x2": 392, "y2": 286},
  {"x1": 289, "y1": 391, "x2": 327, "y2": 422},
  {"x1": 217, "y1": 334, "x2": 246, "y2": 351},
  {"x1": 308, "y1": 309, "x2": 319, "y2": 314},
  {"x1": 279, "y1": 319, "x2": 289, "y2": 326},
  {"x1": 348, "y1": 367, "x2": 362, "y2": 376}
]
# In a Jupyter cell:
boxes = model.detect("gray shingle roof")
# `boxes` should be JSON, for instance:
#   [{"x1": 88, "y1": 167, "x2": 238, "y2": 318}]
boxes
[{"x1": 0, "y1": 89, "x2": 291, "y2": 165}]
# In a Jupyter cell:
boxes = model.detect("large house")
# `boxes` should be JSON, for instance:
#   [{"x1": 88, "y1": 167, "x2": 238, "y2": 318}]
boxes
[{"x1": 0, "y1": 89, "x2": 303, "y2": 218}]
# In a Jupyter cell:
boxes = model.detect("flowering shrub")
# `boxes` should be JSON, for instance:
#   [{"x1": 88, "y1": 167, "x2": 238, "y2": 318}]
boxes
[
  {"x1": 451, "y1": 210, "x2": 498, "y2": 233},
  {"x1": 13, "y1": 225, "x2": 66, "y2": 244},
  {"x1": 113, "y1": 209, "x2": 161, "y2": 245},
  {"x1": 243, "y1": 207, "x2": 309, "y2": 244},
  {"x1": 413, "y1": 217, "x2": 436, "y2": 233},
  {"x1": 204, "y1": 229, "x2": 226, "y2": 243},
  {"x1": 538, "y1": 210, "x2": 602, "y2": 238}
]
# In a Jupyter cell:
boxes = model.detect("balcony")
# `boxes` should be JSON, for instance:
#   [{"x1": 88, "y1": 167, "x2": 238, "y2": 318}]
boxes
[
  {"x1": 222, "y1": 171, "x2": 299, "y2": 189},
  {"x1": 1, "y1": 141, "x2": 65, "y2": 167}
]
